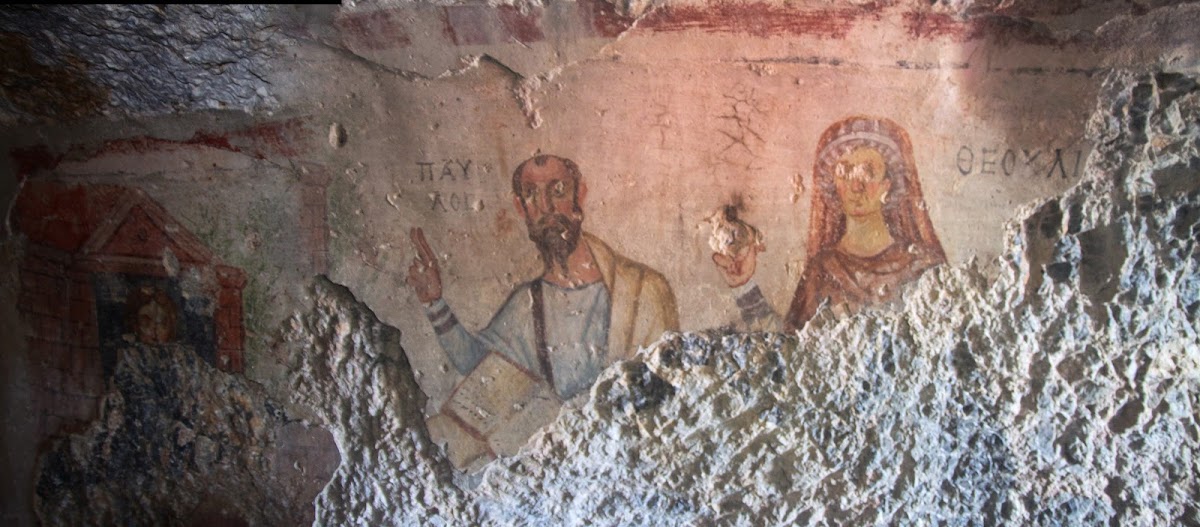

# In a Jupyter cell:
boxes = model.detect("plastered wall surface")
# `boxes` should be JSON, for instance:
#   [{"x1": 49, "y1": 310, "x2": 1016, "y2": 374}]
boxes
[
  {"x1": 1, "y1": 1, "x2": 1198, "y2": 525},
  {"x1": 298, "y1": 1, "x2": 1121, "y2": 411}
]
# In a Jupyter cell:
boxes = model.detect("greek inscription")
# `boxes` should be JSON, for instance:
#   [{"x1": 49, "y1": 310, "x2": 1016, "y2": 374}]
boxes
[
  {"x1": 956, "y1": 146, "x2": 973, "y2": 176},
  {"x1": 415, "y1": 159, "x2": 483, "y2": 213},
  {"x1": 955, "y1": 144, "x2": 1087, "y2": 180},
  {"x1": 418, "y1": 162, "x2": 436, "y2": 182},
  {"x1": 1023, "y1": 149, "x2": 1041, "y2": 165},
  {"x1": 429, "y1": 191, "x2": 476, "y2": 213},
  {"x1": 416, "y1": 159, "x2": 474, "y2": 183},
  {"x1": 1046, "y1": 149, "x2": 1067, "y2": 179},
  {"x1": 980, "y1": 147, "x2": 997, "y2": 175}
]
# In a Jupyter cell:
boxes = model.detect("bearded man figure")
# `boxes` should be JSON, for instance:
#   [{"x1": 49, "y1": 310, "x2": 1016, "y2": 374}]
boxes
[{"x1": 408, "y1": 154, "x2": 679, "y2": 402}]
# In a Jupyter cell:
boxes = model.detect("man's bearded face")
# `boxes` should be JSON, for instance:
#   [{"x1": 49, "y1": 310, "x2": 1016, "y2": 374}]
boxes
[
  {"x1": 527, "y1": 204, "x2": 583, "y2": 274},
  {"x1": 516, "y1": 163, "x2": 585, "y2": 274}
]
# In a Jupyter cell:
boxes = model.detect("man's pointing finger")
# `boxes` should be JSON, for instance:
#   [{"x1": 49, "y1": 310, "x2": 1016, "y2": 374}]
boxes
[{"x1": 410, "y1": 227, "x2": 436, "y2": 264}]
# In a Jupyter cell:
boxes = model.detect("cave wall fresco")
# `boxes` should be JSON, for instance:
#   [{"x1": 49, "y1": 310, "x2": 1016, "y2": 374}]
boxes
[
  {"x1": 0, "y1": 1, "x2": 1198, "y2": 524},
  {"x1": 296, "y1": 0, "x2": 1136, "y2": 464},
  {"x1": 274, "y1": 64, "x2": 1200, "y2": 525},
  {"x1": 278, "y1": 67, "x2": 1200, "y2": 526}
]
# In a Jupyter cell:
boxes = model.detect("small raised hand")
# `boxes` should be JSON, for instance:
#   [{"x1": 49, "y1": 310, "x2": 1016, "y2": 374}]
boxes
[
  {"x1": 406, "y1": 227, "x2": 442, "y2": 304},
  {"x1": 712, "y1": 243, "x2": 761, "y2": 288},
  {"x1": 707, "y1": 207, "x2": 764, "y2": 288}
]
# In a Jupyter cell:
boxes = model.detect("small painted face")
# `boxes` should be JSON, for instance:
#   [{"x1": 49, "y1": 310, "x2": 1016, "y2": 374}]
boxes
[
  {"x1": 514, "y1": 157, "x2": 586, "y2": 271},
  {"x1": 136, "y1": 296, "x2": 173, "y2": 344},
  {"x1": 516, "y1": 158, "x2": 580, "y2": 223},
  {"x1": 833, "y1": 147, "x2": 891, "y2": 218}
]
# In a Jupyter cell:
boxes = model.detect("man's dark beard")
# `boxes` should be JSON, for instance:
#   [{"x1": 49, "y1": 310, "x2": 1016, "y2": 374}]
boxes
[{"x1": 528, "y1": 213, "x2": 582, "y2": 274}]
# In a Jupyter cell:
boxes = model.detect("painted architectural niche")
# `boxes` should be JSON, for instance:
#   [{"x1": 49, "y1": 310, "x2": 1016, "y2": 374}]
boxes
[
  {"x1": 15, "y1": 182, "x2": 247, "y2": 439},
  {"x1": 417, "y1": 116, "x2": 945, "y2": 471}
]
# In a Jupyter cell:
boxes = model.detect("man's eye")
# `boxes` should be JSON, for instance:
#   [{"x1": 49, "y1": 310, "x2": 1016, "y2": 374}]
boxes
[{"x1": 553, "y1": 181, "x2": 566, "y2": 196}]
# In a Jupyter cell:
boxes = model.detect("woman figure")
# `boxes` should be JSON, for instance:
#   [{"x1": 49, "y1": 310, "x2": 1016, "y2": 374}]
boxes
[{"x1": 712, "y1": 116, "x2": 946, "y2": 331}]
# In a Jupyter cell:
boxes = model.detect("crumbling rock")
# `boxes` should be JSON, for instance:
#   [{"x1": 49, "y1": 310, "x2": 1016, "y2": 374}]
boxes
[
  {"x1": 0, "y1": 5, "x2": 282, "y2": 122},
  {"x1": 33, "y1": 344, "x2": 338, "y2": 526},
  {"x1": 281, "y1": 277, "x2": 476, "y2": 525}
]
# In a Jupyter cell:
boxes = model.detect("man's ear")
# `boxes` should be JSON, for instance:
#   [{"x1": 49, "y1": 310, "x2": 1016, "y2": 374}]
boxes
[
  {"x1": 576, "y1": 179, "x2": 588, "y2": 207},
  {"x1": 513, "y1": 194, "x2": 527, "y2": 220}
]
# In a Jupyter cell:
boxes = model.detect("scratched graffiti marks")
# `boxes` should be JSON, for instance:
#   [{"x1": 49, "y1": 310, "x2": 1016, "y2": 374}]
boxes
[
  {"x1": 642, "y1": 101, "x2": 674, "y2": 149},
  {"x1": 714, "y1": 85, "x2": 768, "y2": 171}
]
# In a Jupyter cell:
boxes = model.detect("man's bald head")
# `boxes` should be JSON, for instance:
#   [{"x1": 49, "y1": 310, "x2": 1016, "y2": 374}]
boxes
[
  {"x1": 511, "y1": 154, "x2": 582, "y2": 197},
  {"x1": 510, "y1": 154, "x2": 586, "y2": 274}
]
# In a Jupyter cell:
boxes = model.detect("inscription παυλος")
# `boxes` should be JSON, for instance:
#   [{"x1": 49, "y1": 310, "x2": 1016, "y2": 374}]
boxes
[
  {"x1": 416, "y1": 159, "x2": 473, "y2": 182},
  {"x1": 415, "y1": 159, "x2": 483, "y2": 212}
]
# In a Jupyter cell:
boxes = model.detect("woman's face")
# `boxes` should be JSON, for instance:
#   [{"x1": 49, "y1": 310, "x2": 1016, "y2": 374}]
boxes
[{"x1": 833, "y1": 148, "x2": 891, "y2": 218}]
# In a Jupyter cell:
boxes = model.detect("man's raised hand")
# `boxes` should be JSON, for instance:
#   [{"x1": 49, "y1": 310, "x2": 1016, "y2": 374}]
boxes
[{"x1": 406, "y1": 227, "x2": 443, "y2": 304}]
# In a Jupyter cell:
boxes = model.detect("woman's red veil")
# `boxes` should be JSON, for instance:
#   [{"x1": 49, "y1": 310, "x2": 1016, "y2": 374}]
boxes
[{"x1": 806, "y1": 116, "x2": 946, "y2": 262}]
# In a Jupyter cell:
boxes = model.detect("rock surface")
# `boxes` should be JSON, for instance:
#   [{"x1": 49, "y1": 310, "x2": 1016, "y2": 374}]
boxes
[
  {"x1": 0, "y1": 5, "x2": 282, "y2": 122},
  {"x1": 281, "y1": 278, "x2": 476, "y2": 526},
  {"x1": 33, "y1": 344, "x2": 338, "y2": 526}
]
